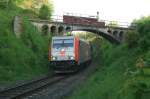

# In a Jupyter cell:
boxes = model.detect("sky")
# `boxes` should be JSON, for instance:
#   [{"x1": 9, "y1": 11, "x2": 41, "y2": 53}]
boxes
[{"x1": 51, "y1": 0, "x2": 150, "y2": 23}]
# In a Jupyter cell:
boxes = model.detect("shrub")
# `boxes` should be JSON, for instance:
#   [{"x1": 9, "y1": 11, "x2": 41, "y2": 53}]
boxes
[
  {"x1": 124, "y1": 30, "x2": 139, "y2": 48},
  {"x1": 138, "y1": 35, "x2": 150, "y2": 51},
  {"x1": 0, "y1": 0, "x2": 9, "y2": 8},
  {"x1": 133, "y1": 16, "x2": 150, "y2": 51}
]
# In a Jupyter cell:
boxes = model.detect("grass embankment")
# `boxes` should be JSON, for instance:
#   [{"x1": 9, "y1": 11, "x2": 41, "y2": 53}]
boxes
[
  {"x1": 0, "y1": 4, "x2": 49, "y2": 85},
  {"x1": 68, "y1": 39, "x2": 150, "y2": 98}
]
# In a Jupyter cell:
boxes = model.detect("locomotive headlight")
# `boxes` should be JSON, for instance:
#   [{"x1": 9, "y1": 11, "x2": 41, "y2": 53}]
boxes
[
  {"x1": 52, "y1": 57, "x2": 56, "y2": 60},
  {"x1": 61, "y1": 48, "x2": 65, "y2": 51},
  {"x1": 70, "y1": 56, "x2": 74, "y2": 60},
  {"x1": 52, "y1": 56, "x2": 57, "y2": 60},
  {"x1": 68, "y1": 56, "x2": 74, "y2": 60}
]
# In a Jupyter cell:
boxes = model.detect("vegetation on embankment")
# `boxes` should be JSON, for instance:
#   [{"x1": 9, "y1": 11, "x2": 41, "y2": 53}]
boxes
[
  {"x1": 68, "y1": 17, "x2": 150, "y2": 99},
  {"x1": 0, "y1": 1, "x2": 53, "y2": 85}
]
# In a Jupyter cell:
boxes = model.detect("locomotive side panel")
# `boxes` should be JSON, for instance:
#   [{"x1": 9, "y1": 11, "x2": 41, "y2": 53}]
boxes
[
  {"x1": 87, "y1": 43, "x2": 92, "y2": 61},
  {"x1": 78, "y1": 40, "x2": 91, "y2": 65},
  {"x1": 85, "y1": 42, "x2": 92, "y2": 61}
]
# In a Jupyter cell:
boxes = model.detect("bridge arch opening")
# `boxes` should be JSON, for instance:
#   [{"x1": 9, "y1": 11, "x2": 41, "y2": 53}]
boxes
[
  {"x1": 50, "y1": 26, "x2": 56, "y2": 35},
  {"x1": 58, "y1": 26, "x2": 64, "y2": 34},
  {"x1": 70, "y1": 29, "x2": 120, "y2": 44},
  {"x1": 107, "y1": 29, "x2": 112, "y2": 34},
  {"x1": 119, "y1": 31, "x2": 124, "y2": 39},
  {"x1": 113, "y1": 31, "x2": 118, "y2": 37},
  {"x1": 41, "y1": 25, "x2": 49, "y2": 36},
  {"x1": 72, "y1": 31, "x2": 101, "y2": 40},
  {"x1": 66, "y1": 26, "x2": 71, "y2": 31}
]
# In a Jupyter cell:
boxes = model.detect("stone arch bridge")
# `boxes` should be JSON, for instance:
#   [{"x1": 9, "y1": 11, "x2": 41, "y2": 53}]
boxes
[{"x1": 29, "y1": 15, "x2": 134, "y2": 44}]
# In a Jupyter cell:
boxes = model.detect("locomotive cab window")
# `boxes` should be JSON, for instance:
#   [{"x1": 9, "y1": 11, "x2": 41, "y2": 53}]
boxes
[
  {"x1": 53, "y1": 39, "x2": 74, "y2": 49},
  {"x1": 63, "y1": 39, "x2": 74, "y2": 47},
  {"x1": 53, "y1": 40, "x2": 63, "y2": 49}
]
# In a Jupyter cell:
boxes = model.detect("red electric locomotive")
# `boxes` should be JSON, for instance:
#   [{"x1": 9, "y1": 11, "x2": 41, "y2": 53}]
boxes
[{"x1": 48, "y1": 36, "x2": 92, "y2": 73}]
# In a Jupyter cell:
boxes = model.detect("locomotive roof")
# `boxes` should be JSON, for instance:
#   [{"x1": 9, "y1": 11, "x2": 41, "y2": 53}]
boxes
[
  {"x1": 52, "y1": 36, "x2": 74, "y2": 40},
  {"x1": 52, "y1": 36, "x2": 90, "y2": 44}
]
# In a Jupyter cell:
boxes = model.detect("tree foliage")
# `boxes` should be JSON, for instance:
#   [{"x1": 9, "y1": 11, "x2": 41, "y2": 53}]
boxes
[
  {"x1": 0, "y1": 0, "x2": 9, "y2": 8},
  {"x1": 134, "y1": 16, "x2": 150, "y2": 51},
  {"x1": 39, "y1": 4, "x2": 52, "y2": 20},
  {"x1": 12, "y1": 0, "x2": 53, "y2": 12},
  {"x1": 125, "y1": 16, "x2": 150, "y2": 50},
  {"x1": 124, "y1": 30, "x2": 139, "y2": 48}
]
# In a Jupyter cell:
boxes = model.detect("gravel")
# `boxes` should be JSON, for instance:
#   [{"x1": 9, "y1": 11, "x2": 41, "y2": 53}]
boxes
[{"x1": 23, "y1": 62, "x2": 98, "y2": 99}]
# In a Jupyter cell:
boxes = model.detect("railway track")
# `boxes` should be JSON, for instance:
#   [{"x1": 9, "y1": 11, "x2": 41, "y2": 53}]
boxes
[{"x1": 0, "y1": 75, "x2": 67, "y2": 99}]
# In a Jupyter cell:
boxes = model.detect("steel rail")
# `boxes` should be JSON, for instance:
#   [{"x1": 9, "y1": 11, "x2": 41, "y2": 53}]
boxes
[{"x1": 0, "y1": 75, "x2": 67, "y2": 99}]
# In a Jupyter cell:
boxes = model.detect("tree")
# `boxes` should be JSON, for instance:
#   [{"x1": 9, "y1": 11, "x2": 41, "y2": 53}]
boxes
[
  {"x1": 133, "y1": 16, "x2": 150, "y2": 51},
  {"x1": 0, "y1": 0, "x2": 9, "y2": 8},
  {"x1": 124, "y1": 30, "x2": 139, "y2": 48},
  {"x1": 39, "y1": 4, "x2": 52, "y2": 20},
  {"x1": 13, "y1": 0, "x2": 53, "y2": 13}
]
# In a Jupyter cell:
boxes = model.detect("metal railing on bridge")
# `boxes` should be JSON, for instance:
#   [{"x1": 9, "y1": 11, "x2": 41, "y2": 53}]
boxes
[
  {"x1": 104, "y1": 20, "x2": 136, "y2": 29},
  {"x1": 63, "y1": 12, "x2": 97, "y2": 18}
]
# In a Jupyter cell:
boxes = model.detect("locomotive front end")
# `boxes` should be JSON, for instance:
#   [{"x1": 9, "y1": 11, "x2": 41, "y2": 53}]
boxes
[{"x1": 50, "y1": 36, "x2": 77, "y2": 72}]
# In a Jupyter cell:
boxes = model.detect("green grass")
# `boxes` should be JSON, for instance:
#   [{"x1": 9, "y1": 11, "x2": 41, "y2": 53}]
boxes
[
  {"x1": 0, "y1": 4, "x2": 50, "y2": 85},
  {"x1": 68, "y1": 40, "x2": 150, "y2": 99},
  {"x1": 67, "y1": 16, "x2": 150, "y2": 99}
]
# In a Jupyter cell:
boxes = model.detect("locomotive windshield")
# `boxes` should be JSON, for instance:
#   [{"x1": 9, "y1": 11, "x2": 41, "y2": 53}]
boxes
[{"x1": 53, "y1": 39, "x2": 74, "y2": 49}]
